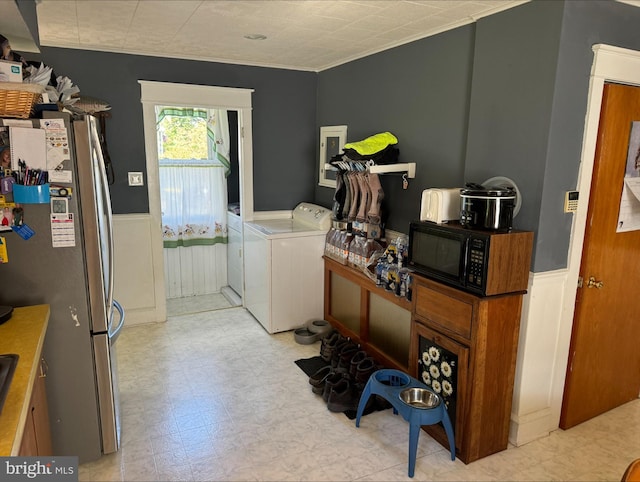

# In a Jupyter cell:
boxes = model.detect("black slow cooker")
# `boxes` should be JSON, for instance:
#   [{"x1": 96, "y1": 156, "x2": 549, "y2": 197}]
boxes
[{"x1": 459, "y1": 183, "x2": 516, "y2": 230}]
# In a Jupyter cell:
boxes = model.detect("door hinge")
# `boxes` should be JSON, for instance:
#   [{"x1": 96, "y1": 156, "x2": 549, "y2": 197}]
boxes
[
  {"x1": 577, "y1": 276, "x2": 583, "y2": 288},
  {"x1": 241, "y1": 126, "x2": 245, "y2": 138}
]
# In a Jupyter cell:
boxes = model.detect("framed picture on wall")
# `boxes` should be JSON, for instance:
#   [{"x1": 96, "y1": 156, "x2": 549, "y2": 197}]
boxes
[{"x1": 318, "y1": 125, "x2": 347, "y2": 188}]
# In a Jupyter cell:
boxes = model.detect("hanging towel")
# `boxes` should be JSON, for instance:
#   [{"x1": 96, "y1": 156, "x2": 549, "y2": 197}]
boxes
[{"x1": 344, "y1": 132, "x2": 398, "y2": 156}]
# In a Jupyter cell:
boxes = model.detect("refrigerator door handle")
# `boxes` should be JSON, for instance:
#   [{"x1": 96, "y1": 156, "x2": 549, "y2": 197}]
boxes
[
  {"x1": 90, "y1": 118, "x2": 115, "y2": 319},
  {"x1": 109, "y1": 299, "x2": 125, "y2": 344}
]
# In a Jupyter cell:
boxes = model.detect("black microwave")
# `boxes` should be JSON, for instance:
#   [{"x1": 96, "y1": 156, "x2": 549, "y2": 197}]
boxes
[{"x1": 408, "y1": 221, "x2": 533, "y2": 296}]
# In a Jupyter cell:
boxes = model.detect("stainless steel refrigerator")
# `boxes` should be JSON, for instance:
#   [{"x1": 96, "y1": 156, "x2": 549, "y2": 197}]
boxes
[{"x1": 0, "y1": 113, "x2": 123, "y2": 463}]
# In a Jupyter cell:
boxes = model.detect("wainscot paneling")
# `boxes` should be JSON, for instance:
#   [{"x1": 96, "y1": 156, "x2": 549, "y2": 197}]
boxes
[
  {"x1": 163, "y1": 244, "x2": 227, "y2": 299},
  {"x1": 509, "y1": 269, "x2": 570, "y2": 446},
  {"x1": 113, "y1": 214, "x2": 166, "y2": 326}
]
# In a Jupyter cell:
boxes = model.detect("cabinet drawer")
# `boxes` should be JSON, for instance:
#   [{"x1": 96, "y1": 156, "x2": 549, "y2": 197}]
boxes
[{"x1": 414, "y1": 284, "x2": 472, "y2": 339}]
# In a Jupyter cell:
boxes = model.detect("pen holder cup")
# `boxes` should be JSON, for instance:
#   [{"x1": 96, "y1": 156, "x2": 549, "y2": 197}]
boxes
[{"x1": 13, "y1": 183, "x2": 50, "y2": 204}]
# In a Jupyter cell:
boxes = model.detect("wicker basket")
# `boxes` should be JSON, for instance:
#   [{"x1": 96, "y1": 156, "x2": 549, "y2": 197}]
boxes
[{"x1": 0, "y1": 82, "x2": 46, "y2": 119}]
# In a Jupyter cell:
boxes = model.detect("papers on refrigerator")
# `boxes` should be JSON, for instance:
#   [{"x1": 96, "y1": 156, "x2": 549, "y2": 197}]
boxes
[
  {"x1": 40, "y1": 119, "x2": 71, "y2": 170},
  {"x1": 9, "y1": 127, "x2": 46, "y2": 170},
  {"x1": 51, "y1": 213, "x2": 75, "y2": 247}
]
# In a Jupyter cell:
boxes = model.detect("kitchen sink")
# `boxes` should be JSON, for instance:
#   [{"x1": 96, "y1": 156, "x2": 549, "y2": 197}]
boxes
[{"x1": 0, "y1": 354, "x2": 19, "y2": 415}]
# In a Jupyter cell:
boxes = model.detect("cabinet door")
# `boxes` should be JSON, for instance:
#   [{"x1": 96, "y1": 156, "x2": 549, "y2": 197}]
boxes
[
  {"x1": 19, "y1": 407, "x2": 38, "y2": 456},
  {"x1": 32, "y1": 366, "x2": 52, "y2": 455},
  {"x1": 412, "y1": 322, "x2": 469, "y2": 454},
  {"x1": 327, "y1": 271, "x2": 361, "y2": 336},
  {"x1": 19, "y1": 360, "x2": 52, "y2": 456},
  {"x1": 369, "y1": 293, "x2": 411, "y2": 367}
]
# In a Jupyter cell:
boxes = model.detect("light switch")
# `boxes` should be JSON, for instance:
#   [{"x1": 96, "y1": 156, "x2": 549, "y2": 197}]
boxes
[{"x1": 128, "y1": 172, "x2": 144, "y2": 186}]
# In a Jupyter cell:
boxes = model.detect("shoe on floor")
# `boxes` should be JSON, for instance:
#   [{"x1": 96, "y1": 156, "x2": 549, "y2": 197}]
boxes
[
  {"x1": 309, "y1": 365, "x2": 333, "y2": 395},
  {"x1": 320, "y1": 332, "x2": 342, "y2": 362},
  {"x1": 326, "y1": 378, "x2": 359, "y2": 413},
  {"x1": 331, "y1": 340, "x2": 357, "y2": 368},
  {"x1": 322, "y1": 371, "x2": 347, "y2": 403},
  {"x1": 335, "y1": 345, "x2": 359, "y2": 373},
  {"x1": 348, "y1": 350, "x2": 368, "y2": 378}
]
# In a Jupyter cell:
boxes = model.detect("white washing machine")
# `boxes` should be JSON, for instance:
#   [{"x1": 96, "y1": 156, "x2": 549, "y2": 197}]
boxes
[{"x1": 243, "y1": 202, "x2": 332, "y2": 334}]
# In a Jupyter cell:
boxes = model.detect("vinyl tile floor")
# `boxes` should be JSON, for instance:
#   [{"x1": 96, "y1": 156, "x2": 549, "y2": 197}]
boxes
[
  {"x1": 166, "y1": 292, "x2": 239, "y2": 317},
  {"x1": 79, "y1": 307, "x2": 640, "y2": 481}
]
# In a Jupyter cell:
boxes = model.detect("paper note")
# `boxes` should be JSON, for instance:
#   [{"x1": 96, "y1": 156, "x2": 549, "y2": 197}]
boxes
[
  {"x1": 48, "y1": 169, "x2": 72, "y2": 184},
  {"x1": 617, "y1": 121, "x2": 640, "y2": 233},
  {"x1": 9, "y1": 126, "x2": 47, "y2": 171},
  {"x1": 51, "y1": 213, "x2": 75, "y2": 247},
  {"x1": 1, "y1": 119, "x2": 32, "y2": 128},
  {"x1": 40, "y1": 121, "x2": 70, "y2": 170},
  {"x1": 617, "y1": 177, "x2": 640, "y2": 232}
]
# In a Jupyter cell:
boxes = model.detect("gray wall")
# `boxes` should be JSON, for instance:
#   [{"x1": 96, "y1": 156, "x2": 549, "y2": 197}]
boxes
[
  {"x1": 315, "y1": 26, "x2": 475, "y2": 231},
  {"x1": 468, "y1": 0, "x2": 640, "y2": 271},
  {"x1": 35, "y1": 47, "x2": 317, "y2": 214},
  {"x1": 537, "y1": 0, "x2": 640, "y2": 270},
  {"x1": 316, "y1": 0, "x2": 640, "y2": 272},
  {"x1": 464, "y1": 1, "x2": 565, "y2": 269}
]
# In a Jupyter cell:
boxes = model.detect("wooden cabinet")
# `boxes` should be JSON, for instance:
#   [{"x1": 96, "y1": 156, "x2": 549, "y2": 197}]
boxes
[
  {"x1": 409, "y1": 275, "x2": 523, "y2": 464},
  {"x1": 0, "y1": 305, "x2": 50, "y2": 456},
  {"x1": 19, "y1": 358, "x2": 52, "y2": 456},
  {"x1": 324, "y1": 257, "x2": 412, "y2": 370}
]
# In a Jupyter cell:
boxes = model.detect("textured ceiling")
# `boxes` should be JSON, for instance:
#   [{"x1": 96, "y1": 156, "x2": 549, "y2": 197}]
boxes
[{"x1": 34, "y1": 0, "x2": 527, "y2": 72}]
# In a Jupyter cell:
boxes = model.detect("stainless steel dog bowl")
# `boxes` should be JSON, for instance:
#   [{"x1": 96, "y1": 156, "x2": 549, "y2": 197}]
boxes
[{"x1": 399, "y1": 388, "x2": 441, "y2": 409}]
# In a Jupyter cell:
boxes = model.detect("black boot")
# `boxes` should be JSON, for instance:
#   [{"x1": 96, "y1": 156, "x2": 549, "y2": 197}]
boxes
[
  {"x1": 326, "y1": 378, "x2": 359, "y2": 413},
  {"x1": 308, "y1": 365, "x2": 333, "y2": 395}
]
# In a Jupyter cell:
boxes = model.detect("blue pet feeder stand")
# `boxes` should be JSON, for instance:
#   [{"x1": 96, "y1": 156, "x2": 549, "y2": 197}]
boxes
[{"x1": 355, "y1": 369, "x2": 456, "y2": 478}]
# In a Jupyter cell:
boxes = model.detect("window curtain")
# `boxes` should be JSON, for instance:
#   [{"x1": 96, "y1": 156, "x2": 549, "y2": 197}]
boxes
[
  {"x1": 207, "y1": 109, "x2": 231, "y2": 177},
  {"x1": 157, "y1": 107, "x2": 229, "y2": 248}
]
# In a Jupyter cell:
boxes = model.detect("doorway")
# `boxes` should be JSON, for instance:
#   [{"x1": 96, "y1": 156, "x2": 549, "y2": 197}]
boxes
[
  {"x1": 560, "y1": 82, "x2": 640, "y2": 428},
  {"x1": 552, "y1": 45, "x2": 640, "y2": 430},
  {"x1": 155, "y1": 106, "x2": 239, "y2": 315},
  {"x1": 139, "y1": 81, "x2": 255, "y2": 321}
]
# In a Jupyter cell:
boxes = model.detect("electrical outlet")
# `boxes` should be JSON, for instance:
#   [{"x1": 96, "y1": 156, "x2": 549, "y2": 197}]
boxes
[{"x1": 128, "y1": 172, "x2": 144, "y2": 186}]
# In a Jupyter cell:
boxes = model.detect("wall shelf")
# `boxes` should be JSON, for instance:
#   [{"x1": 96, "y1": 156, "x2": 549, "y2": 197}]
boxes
[
  {"x1": 324, "y1": 162, "x2": 416, "y2": 178},
  {"x1": 369, "y1": 162, "x2": 415, "y2": 178}
]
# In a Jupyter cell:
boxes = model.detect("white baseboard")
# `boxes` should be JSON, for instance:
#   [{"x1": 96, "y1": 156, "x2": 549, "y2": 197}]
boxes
[{"x1": 509, "y1": 407, "x2": 554, "y2": 446}]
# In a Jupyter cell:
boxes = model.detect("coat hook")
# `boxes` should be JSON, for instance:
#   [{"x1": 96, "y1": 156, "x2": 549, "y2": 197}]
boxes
[{"x1": 402, "y1": 173, "x2": 409, "y2": 190}]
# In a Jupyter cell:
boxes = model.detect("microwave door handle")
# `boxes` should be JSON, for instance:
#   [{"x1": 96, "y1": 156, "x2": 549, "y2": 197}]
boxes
[{"x1": 461, "y1": 238, "x2": 470, "y2": 286}]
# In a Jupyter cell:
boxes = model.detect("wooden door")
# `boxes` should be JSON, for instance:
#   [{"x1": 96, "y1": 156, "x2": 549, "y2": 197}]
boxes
[{"x1": 560, "y1": 83, "x2": 640, "y2": 429}]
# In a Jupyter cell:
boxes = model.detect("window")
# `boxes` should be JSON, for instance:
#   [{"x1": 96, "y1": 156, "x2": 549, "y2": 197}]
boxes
[{"x1": 156, "y1": 107, "x2": 229, "y2": 247}]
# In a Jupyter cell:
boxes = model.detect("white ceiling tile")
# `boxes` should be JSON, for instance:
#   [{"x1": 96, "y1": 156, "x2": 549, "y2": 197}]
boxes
[{"x1": 33, "y1": 0, "x2": 534, "y2": 71}]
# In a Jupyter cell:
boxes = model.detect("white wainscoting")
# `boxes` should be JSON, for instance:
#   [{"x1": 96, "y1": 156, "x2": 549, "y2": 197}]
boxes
[
  {"x1": 113, "y1": 214, "x2": 166, "y2": 326},
  {"x1": 510, "y1": 269, "x2": 572, "y2": 446},
  {"x1": 163, "y1": 244, "x2": 228, "y2": 298},
  {"x1": 113, "y1": 214, "x2": 229, "y2": 325}
]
